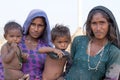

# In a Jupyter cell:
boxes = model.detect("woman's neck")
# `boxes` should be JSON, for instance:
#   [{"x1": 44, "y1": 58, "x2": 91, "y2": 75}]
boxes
[
  {"x1": 26, "y1": 35, "x2": 39, "y2": 43},
  {"x1": 92, "y1": 38, "x2": 108, "y2": 47},
  {"x1": 25, "y1": 35, "x2": 39, "y2": 49}
]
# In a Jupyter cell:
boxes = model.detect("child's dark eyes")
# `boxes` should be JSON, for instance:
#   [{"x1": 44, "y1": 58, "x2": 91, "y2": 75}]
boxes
[{"x1": 9, "y1": 35, "x2": 22, "y2": 38}]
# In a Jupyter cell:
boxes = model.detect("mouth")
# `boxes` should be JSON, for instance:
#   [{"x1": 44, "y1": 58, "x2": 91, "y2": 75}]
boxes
[
  {"x1": 94, "y1": 32, "x2": 103, "y2": 35},
  {"x1": 32, "y1": 31, "x2": 39, "y2": 34},
  {"x1": 32, "y1": 32, "x2": 40, "y2": 37},
  {"x1": 94, "y1": 31, "x2": 106, "y2": 38}
]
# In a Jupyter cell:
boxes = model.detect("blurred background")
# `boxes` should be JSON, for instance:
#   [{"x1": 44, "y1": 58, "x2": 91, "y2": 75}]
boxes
[{"x1": 0, "y1": 0, "x2": 120, "y2": 48}]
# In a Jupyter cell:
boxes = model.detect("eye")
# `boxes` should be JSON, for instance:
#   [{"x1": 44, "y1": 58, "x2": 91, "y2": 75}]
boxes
[
  {"x1": 17, "y1": 35, "x2": 22, "y2": 38},
  {"x1": 31, "y1": 23, "x2": 36, "y2": 26},
  {"x1": 9, "y1": 35, "x2": 14, "y2": 37},
  {"x1": 31, "y1": 23, "x2": 45, "y2": 28},
  {"x1": 37, "y1": 24, "x2": 45, "y2": 28},
  {"x1": 65, "y1": 41, "x2": 69, "y2": 43},
  {"x1": 57, "y1": 41, "x2": 62, "y2": 43},
  {"x1": 99, "y1": 21, "x2": 106, "y2": 25},
  {"x1": 91, "y1": 22, "x2": 96, "y2": 25},
  {"x1": 38, "y1": 24, "x2": 44, "y2": 27}
]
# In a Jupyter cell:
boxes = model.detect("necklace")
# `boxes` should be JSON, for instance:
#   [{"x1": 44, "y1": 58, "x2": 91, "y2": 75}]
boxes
[
  {"x1": 87, "y1": 40, "x2": 105, "y2": 71},
  {"x1": 26, "y1": 39, "x2": 38, "y2": 46}
]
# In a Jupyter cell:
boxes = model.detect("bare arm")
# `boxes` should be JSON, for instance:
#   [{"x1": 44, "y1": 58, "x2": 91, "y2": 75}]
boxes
[
  {"x1": 1, "y1": 43, "x2": 17, "y2": 63},
  {"x1": 39, "y1": 47, "x2": 54, "y2": 53},
  {"x1": 38, "y1": 47, "x2": 63, "y2": 58}
]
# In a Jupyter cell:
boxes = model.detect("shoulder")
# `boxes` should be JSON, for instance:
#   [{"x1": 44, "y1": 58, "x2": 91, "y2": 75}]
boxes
[
  {"x1": 1, "y1": 43, "x2": 7, "y2": 50},
  {"x1": 73, "y1": 35, "x2": 88, "y2": 43},
  {"x1": 74, "y1": 35, "x2": 88, "y2": 40},
  {"x1": 74, "y1": 35, "x2": 87, "y2": 39},
  {"x1": 39, "y1": 40, "x2": 50, "y2": 47},
  {"x1": 107, "y1": 43, "x2": 120, "y2": 65},
  {"x1": 109, "y1": 44, "x2": 120, "y2": 53},
  {"x1": 1, "y1": 43, "x2": 8, "y2": 54},
  {"x1": 108, "y1": 43, "x2": 120, "y2": 58}
]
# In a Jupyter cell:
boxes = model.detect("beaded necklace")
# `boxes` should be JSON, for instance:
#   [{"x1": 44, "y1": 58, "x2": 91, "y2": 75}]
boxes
[{"x1": 87, "y1": 40, "x2": 105, "y2": 71}]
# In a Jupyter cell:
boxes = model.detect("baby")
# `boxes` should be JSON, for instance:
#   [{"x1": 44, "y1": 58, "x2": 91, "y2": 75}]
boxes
[{"x1": 1, "y1": 21, "x2": 29, "y2": 80}]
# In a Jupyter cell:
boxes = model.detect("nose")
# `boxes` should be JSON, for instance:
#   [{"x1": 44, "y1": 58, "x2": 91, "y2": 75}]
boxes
[
  {"x1": 61, "y1": 43, "x2": 67, "y2": 48},
  {"x1": 13, "y1": 37, "x2": 17, "y2": 41},
  {"x1": 96, "y1": 24, "x2": 101, "y2": 30},
  {"x1": 34, "y1": 26, "x2": 38, "y2": 31}
]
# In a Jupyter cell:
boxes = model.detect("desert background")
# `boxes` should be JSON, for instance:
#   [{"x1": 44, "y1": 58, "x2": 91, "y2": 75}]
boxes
[{"x1": 0, "y1": 0, "x2": 120, "y2": 53}]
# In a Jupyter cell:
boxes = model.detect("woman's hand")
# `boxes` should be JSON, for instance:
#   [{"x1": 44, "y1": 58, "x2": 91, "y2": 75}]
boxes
[{"x1": 21, "y1": 53, "x2": 29, "y2": 61}]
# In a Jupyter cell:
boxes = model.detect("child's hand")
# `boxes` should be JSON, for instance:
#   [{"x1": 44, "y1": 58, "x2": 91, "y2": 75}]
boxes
[
  {"x1": 53, "y1": 49, "x2": 63, "y2": 59},
  {"x1": 10, "y1": 42, "x2": 18, "y2": 52}
]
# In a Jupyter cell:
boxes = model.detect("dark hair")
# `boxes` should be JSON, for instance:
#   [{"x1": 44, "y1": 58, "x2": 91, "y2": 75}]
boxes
[
  {"x1": 84, "y1": 6, "x2": 120, "y2": 48},
  {"x1": 51, "y1": 24, "x2": 71, "y2": 42},
  {"x1": 4, "y1": 21, "x2": 22, "y2": 35}
]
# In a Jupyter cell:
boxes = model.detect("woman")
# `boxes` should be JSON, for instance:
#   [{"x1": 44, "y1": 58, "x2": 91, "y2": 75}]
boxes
[
  {"x1": 19, "y1": 9, "x2": 52, "y2": 80},
  {"x1": 64, "y1": 6, "x2": 120, "y2": 80}
]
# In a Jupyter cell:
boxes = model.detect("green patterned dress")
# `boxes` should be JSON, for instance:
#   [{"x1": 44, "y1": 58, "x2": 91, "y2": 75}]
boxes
[{"x1": 64, "y1": 36, "x2": 120, "y2": 80}]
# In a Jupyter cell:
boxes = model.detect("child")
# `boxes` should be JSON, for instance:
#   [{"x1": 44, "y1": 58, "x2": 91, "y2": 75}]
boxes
[
  {"x1": 39, "y1": 24, "x2": 71, "y2": 80},
  {"x1": 1, "y1": 21, "x2": 29, "y2": 80}
]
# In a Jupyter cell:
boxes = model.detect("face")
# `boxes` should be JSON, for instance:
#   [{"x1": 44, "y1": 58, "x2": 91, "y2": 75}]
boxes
[
  {"x1": 90, "y1": 13, "x2": 109, "y2": 40},
  {"x1": 28, "y1": 17, "x2": 45, "y2": 38},
  {"x1": 52, "y1": 36, "x2": 70, "y2": 50},
  {"x1": 4, "y1": 29, "x2": 22, "y2": 44}
]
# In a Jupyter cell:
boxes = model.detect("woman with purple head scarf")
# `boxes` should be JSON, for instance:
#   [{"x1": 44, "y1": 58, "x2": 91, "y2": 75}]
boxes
[{"x1": 19, "y1": 9, "x2": 52, "y2": 80}]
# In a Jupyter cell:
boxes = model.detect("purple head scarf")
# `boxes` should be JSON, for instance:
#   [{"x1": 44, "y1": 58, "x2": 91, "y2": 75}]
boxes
[{"x1": 23, "y1": 9, "x2": 52, "y2": 46}]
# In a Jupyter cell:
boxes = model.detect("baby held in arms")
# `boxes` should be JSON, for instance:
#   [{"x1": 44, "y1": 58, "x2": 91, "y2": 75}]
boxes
[{"x1": 1, "y1": 21, "x2": 29, "y2": 80}]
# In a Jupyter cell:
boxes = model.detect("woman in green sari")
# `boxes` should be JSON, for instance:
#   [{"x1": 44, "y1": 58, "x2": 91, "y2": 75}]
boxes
[{"x1": 64, "y1": 6, "x2": 120, "y2": 80}]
